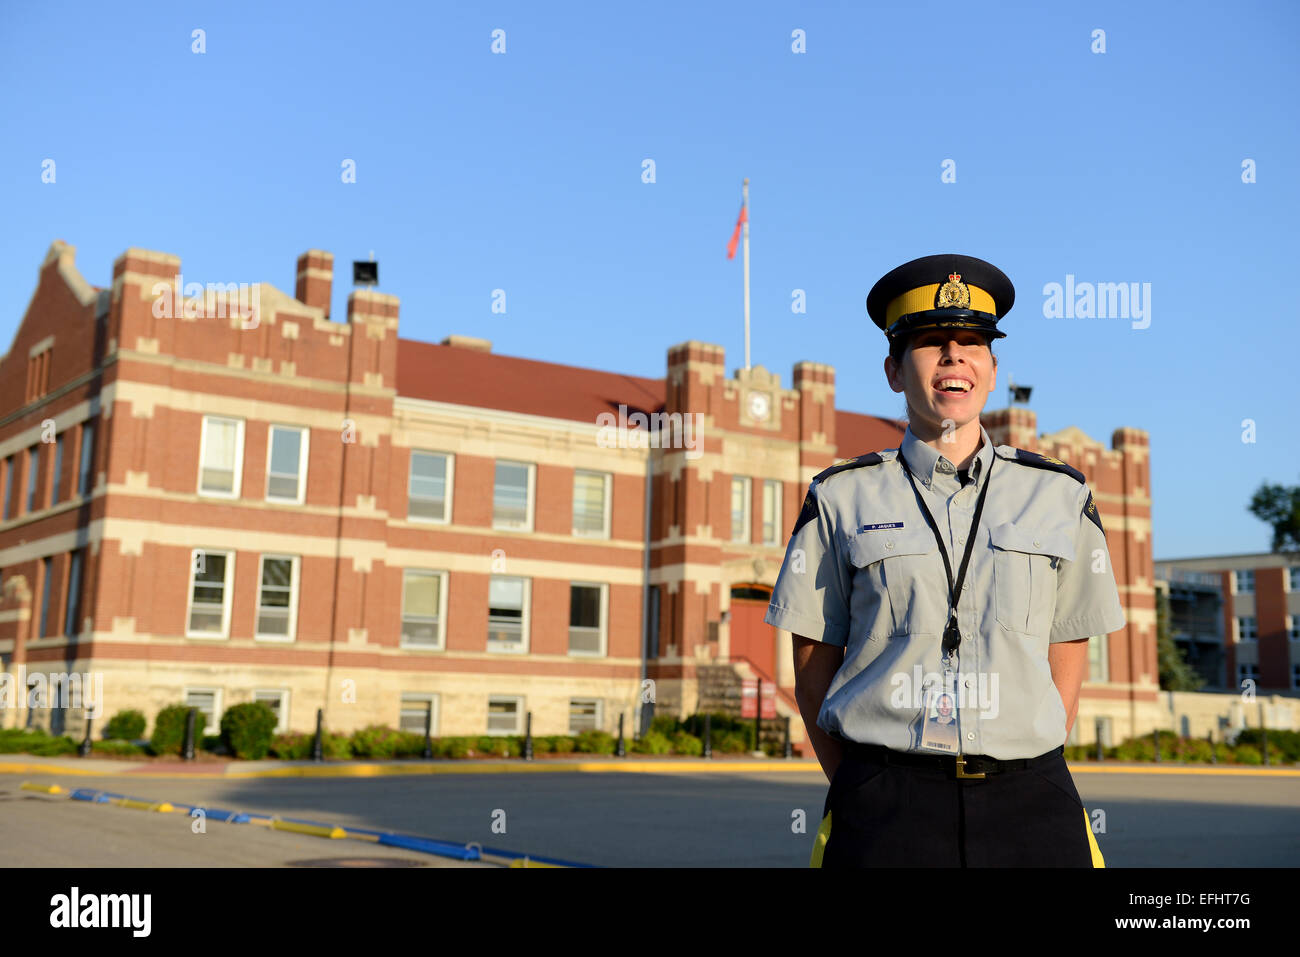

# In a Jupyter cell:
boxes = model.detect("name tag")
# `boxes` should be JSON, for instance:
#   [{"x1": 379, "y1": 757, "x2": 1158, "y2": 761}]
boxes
[{"x1": 858, "y1": 522, "x2": 904, "y2": 532}]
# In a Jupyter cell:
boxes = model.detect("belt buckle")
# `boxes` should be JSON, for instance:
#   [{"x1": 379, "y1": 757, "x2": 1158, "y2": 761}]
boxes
[{"x1": 954, "y1": 754, "x2": 986, "y2": 779}]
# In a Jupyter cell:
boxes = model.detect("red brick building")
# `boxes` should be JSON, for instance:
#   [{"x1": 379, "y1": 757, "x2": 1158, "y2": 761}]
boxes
[{"x1": 0, "y1": 242, "x2": 1156, "y2": 749}]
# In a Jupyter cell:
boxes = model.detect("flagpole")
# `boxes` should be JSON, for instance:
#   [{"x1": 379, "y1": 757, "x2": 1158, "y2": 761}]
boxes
[{"x1": 742, "y1": 178, "x2": 751, "y2": 372}]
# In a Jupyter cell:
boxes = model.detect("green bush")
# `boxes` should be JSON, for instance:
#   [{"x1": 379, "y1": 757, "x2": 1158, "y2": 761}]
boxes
[
  {"x1": 393, "y1": 731, "x2": 428, "y2": 758},
  {"x1": 200, "y1": 734, "x2": 229, "y2": 754},
  {"x1": 1235, "y1": 728, "x2": 1300, "y2": 763},
  {"x1": 269, "y1": 730, "x2": 351, "y2": 760},
  {"x1": 547, "y1": 736, "x2": 576, "y2": 755},
  {"x1": 149, "y1": 705, "x2": 207, "y2": 756},
  {"x1": 529, "y1": 736, "x2": 553, "y2": 754},
  {"x1": 670, "y1": 731, "x2": 703, "y2": 756},
  {"x1": 91, "y1": 739, "x2": 145, "y2": 756},
  {"x1": 1179, "y1": 738, "x2": 1213, "y2": 763},
  {"x1": 1233, "y1": 744, "x2": 1262, "y2": 765},
  {"x1": 219, "y1": 702, "x2": 277, "y2": 760},
  {"x1": 649, "y1": 715, "x2": 680, "y2": 737},
  {"x1": 574, "y1": 730, "x2": 616, "y2": 754},
  {"x1": 350, "y1": 725, "x2": 402, "y2": 759},
  {"x1": 103, "y1": 709, "x2": 146, "y2": 741},
  {"x1": 438, "y1": 736, "x2": 472, "y2": 759},
  {"x1": 712, "y1": 731, "x2": 749, "y2": 754},
  {"x1": 630, "y1": 730, "x2": 672, "y2": 754},
  {"x1": 0, "y1": 728, "x2": 47, "y2": 753}
]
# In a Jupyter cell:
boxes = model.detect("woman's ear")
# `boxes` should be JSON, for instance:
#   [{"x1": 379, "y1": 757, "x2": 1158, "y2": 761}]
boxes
[{"x1": 884, "y1": 355, "x2": 905, "y2": 394}]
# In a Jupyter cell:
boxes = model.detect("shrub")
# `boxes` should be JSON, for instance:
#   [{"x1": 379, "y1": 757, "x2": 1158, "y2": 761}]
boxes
[
  {"x1": 0, "y1": 728, "x2": 48, "y2": 753},
  {"x1": 712, "y1": 731, "x2": 748, "y2": 754},
  {"x1": 219, "y1": 702, "x2": 278, "y2": 760},
  {"x1": 350, "y1": 725, "x2": 402, "y2": 759},
  {"x1": 649, "y1": 715, "x2": 680, "y2": 737},
  {"x1": 103, "y1": 710, "x2": 146, "y2": 741},
  {"x1": 1235, "y1": 728, "x2": 1300, "y2": 763},
  {"x1": 150, "y1": 705, "x2": 207, "y2": 756},
  {"x1": 474, "y1": 735, "x2": 515, "y2": 758},
  {"x1": 670, "y1": 731, "x2": 703, "y2": 756},
  {"x1": 393, "y1": 731, "x2": 428, "y2": 758},
  {"x1": 438, "y1": 736, "x2": 472, "y2": 759},
  {"x1": 29, "y1": 734, "x2": 77, "y2": 756},
  {"x1": 529, "y1": 736, "x2": 553, "y2": 754},
  {"x1": 574, "y1": 730, "x2": 616, "y2": 754},
  {"x1": 548, "y1": 736, "x2": 576, "y2": 755},
  {"x1": 201, "y1": 734, "x2": 229, "y2": 754},
  {"x1": 269, "y1": 730, "x2": 351, "y2": 760},
  {"x1": 1180, "y1": 738, "x2": 1214, "y2": 763},
  {"x1": 630, "y1": 730, "x2": 672, "y2": 755},
  {"x1": 1233, "y1": 744, "x2": 1262, "y2": 765},
  {"x1": 91, "y1": 739, "x2": 145, "y2": 757}
]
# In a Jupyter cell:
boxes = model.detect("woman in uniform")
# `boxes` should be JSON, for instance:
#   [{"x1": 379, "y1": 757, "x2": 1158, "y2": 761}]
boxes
[{"x1": 764, "y1": 254, "x2": 1125, "y2": 867}]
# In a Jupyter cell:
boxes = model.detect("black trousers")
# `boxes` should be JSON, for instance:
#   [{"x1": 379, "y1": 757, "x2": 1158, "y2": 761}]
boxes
[{"x1": 813, "y1": 745, "x2": 1101, "y2": 867}]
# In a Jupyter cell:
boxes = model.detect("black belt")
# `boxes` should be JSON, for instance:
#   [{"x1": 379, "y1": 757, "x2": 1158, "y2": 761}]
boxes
[{"x1": 839, "y1": 740, "x2": 1064, "y2": 779}]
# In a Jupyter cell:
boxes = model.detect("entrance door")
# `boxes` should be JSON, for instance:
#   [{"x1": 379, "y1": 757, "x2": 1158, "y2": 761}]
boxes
[{"x1": 729, "y1": 584, "x2": 776, "y2": 681}]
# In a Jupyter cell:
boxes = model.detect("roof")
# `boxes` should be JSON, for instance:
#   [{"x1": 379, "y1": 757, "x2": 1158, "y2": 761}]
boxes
[{"x1": 396, "y1": 338, "x2": 907, "y2": 455}]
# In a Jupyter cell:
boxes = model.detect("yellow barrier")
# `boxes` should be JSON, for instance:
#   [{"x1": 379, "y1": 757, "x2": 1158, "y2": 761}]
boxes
[
  {"x1": 270, "y1": 819, "x2": 347, "y2": 839},
  {"x1": 19, "y1": 781, "x2": 64, "y2": 794}
]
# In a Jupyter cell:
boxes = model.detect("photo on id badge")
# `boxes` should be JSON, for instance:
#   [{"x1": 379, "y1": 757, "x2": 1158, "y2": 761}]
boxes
[{"x1": 916, "y1": 687, "x2": 958, "y2": 753}]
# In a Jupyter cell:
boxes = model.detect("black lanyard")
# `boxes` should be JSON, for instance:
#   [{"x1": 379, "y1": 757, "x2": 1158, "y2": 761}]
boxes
[{"x1": 898, "y1": 449, "x2": 994, "y2": 660}]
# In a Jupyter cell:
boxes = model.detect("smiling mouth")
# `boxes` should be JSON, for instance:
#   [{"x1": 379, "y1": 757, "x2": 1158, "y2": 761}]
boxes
[{"x1": 933, "y1": 378, "x2": 973, "y2": 394}]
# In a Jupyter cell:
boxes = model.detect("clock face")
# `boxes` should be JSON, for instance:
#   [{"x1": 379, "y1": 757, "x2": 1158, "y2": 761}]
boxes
[{"x1": 748, "y1": 391, "x2": 771, "y2": 421}]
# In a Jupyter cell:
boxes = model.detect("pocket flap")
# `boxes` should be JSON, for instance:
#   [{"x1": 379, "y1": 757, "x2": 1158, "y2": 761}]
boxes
[
  {"x1": 989, "y1": 522, "x2": 1075, "y2": 562},
  {"x1": 846, "y1": 525, "x2": 937, "y2": 567}
]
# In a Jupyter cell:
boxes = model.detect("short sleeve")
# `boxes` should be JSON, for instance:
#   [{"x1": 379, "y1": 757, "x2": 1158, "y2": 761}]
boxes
[
  {"x1": 763, "y1": 481, "x2": 853, "y2": 646},
  {"x1": 1050, "y1": 483, "x2": 1127, "y2": 643}
]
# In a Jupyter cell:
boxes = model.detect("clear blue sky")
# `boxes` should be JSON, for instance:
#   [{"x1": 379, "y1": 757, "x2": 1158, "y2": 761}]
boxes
[{"x1": 2, "y1": 0, "x2": 1296, "y2": 559}]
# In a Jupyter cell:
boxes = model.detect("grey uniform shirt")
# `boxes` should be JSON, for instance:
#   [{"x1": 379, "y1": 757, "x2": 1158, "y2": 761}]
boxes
[{"x1": 764, "y1": 424, "x2": 1126, "y2": 760}]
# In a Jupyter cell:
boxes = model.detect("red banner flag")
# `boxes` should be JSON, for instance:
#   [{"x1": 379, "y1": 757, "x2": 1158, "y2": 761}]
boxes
[{"x1": 726, "y1": 204, "x2": 747, "y2": 259}]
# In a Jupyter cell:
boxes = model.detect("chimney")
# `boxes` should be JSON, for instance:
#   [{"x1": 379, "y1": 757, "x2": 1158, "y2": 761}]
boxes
[{"x1": 295, "y1": 250, "x2": 333, "y2": 318}]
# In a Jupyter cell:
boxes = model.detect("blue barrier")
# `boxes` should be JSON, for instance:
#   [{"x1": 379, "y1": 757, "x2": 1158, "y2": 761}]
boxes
[
  {"x1": 480, "y1": 845, "x2": 597, "y2": 868},
  {"x1": 377, "y1": 832, "x2": 480, "y2": 860}
]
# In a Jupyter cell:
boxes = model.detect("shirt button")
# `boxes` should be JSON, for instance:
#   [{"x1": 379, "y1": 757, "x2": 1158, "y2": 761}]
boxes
[
  {"x1": 967, "y1": 733, "x2": 975, "y2": 740},
  {"x1": 964, "y1": 678, "x2": 972, "y2": 688},
  {"x1": 885, "y1": 541, "x2": 894, "y2": 549},
  {"x1": 1033, "y1": 539, "x2": 1041, "y2": 548},
  {"x1": 957, "y1": 536, "x2": 965, "y2": 545}
]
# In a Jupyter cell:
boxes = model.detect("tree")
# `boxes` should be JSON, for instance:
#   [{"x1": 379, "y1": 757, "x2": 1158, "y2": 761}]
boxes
[
  {"x1": 1156, "y1": 585, "x2": 1204, "y2": 692},
  {"x1": 1248, "y1": 479, "x2": 1300, "y2": 554}
]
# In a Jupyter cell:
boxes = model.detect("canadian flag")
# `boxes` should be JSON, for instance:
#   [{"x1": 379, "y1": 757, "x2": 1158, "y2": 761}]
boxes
[{"x1": 726, "y1": 204, "x2": 747, "y2": 260}]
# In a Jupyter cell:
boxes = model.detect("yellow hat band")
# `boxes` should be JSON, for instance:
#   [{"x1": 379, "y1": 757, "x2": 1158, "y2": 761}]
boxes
[{"x1": 885, "y1": 283, "x2": 997, "y2": 327}]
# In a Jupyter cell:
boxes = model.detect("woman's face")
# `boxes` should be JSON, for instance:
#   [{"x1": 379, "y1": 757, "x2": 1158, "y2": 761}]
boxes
[{"x1": 885, "y1": 328, "x2": 996, "y2": 433}]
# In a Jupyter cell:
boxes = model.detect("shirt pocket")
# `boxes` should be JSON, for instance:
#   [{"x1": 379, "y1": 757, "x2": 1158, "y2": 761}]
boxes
[
  {"x1": 845, "y1": 526, "x2": 942, "y2": 638},
  {"x1": 989, "y1": 522, "x2": 1076, "y2": 637}
]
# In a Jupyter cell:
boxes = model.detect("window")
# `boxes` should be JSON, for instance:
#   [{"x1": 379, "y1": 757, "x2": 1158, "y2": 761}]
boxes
[
  {"x1": 77, "y1": 422, "x2": 94, "y2": 497},
  {"x1": 1290, "y1": 616, "x2": 1300, "y2": 641},
  {"x1": 731, "y1": 476, "x2": 751, "y2": 543},
  {"x1": 1238, "y1": 616, "x2": 1257, "y2": 642},
  {"x1": 408, "y1": 451, "x2": 453, "y2": 523},
  {"x1": 1292, "y1": 664, "x2": 1300, "y2": 691},
  {"x1": 1237, "y1": 663, "x2": 1259, "y2": 685},
  {"x1": 198, "y1": 416, "x2": 244, "y2": 496},
  {"x1": 255, "y1": 555, "x2": 298, "y2": 640},
  {"x1": 25, "y1": 445, "x2": 39, "y2": 513},
  {"x1": 3, "y1": 456, "x2": 13, "y2": 518},
  {"x1": 184, "y1": 688, "x2": 221, "y2": 738},
  {"x1": 493, "y1": 461, "x2": 534, "y2": 531},
  {"x1": 1290, "y1": 567, "x2": 1300, "y2": 592},
  {"x1": 761, "y1": 479, "x2": 782, "y2": 545},
  {"x1": 50, "y1": 435, "x2": 63, "y2": 506},
  {"x1": 266, "y1": 425, "x2": 308, "y2": 503},
  {"x1": 488, "y1": 576, "x2": 528, "y2": 652},
  {"x1": 187, "y1": 549, "x2": 234, "y2": 637},
  {"x1": 1087, "y1": 634, "x2": 1109, "y2": 683},
  {"x1": 401, "y1": 570, "x2": 447, "y2": 648},
  {"x1": 568, "y1": 583, "x2": 607, "y2": 655},
  {"x1": 400, "y1": 694, "x2": 438, "y2": 735},
  {"x1": 1235, "y1": 569, "x2": 1254, "y2": 594},
  {"x1": 64, "y1": 550, "x2": 83, "y2": 637},
  {"x1": 487, "y1": 695, "x2": 523, "y2": 734},
  {"x1": 38, "y1": 556, "x2": 52, "y2": 638},
  {"x1": 569, "y1": 698, "x2": 602, "y2": 734},
  {"x1": 572, "y1": 470, "x2": 610, "y2": 537},
  {"x1": 253, "y1": 690, "x2": 289, "y2": 734}
]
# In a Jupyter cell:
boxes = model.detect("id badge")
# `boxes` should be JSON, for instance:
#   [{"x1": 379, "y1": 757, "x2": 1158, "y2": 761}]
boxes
[{"x1": 917, "y1": 672, "x2": 959, "y2": 754}]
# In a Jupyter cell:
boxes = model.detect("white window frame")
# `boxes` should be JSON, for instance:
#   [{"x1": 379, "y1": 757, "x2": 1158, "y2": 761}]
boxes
[
  {"x1": 1237, "y1": 616, "x2": 1257, "y2": 642},
  {"x1": 253, "y1": 688, "x2": 290, "y2": 734},
  {"x1": 567, "y1": 581, "x2": 609, "y2": 657},
  {"x1": 568, "y1": 697, "x2": 603, "y2": 735},
  {"x1": 492, "y1": 460, "x2": 536, "y2": 532},
  {"x1": 1237, "y1": 663, "x2": 1259, "y2": 685},
  {"x1": 761, "y1": 479, "x2": 782, "y2": 545},
  {"x1": 731, "y1": 476, "x2": 751, "y2": 543},
  {"x1": 1287, "y1": 614, "x2": 1300, "y2": 642},
  {"x1": 186, "y1": 548, "x2": 235, "y2": 639},
  {"x1": 183, "y1": 686, "x2": 223, "y2": 738},
  {"x1": 487, "y1": 575, "x2": 530, "y2": 654},
  {"x1": 572, "y1": 469, "x2": 612, "y2": 539},
  {"x1": 1235, "y1": 569, "x2": 1254, "y2": 595},
  {"x1": 265, "y1": 424, "x2": 309, "y2": 505},
  {"x1": 1292, "y1": 663, "x2": 1300, "y2": 691},
  {"x1": 486, "y1": 695, "x2": 524, "y2": 735},
  {"x1": 197, "y1": 415, "x2": 245, "y2": 499},
  {"x1": 399, "y1": 693, "x2": 440, "y2": 735},
  {"x1": 400, "y1": 569, "x2": 449, "y2": 650},
  {"x1": 407, "y1": 450, "x2": 455, "y2": 524},
  {"x1": 1288, "y1": 567, "x2": 1300, "y2": 593},
  {"x1": 254, "y1": 554, "x2": 300, "y2": 642}
]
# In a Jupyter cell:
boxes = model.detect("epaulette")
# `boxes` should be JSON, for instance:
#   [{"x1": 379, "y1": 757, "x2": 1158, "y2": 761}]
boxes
[
  {"x1": 791, "y1": 451, "x2": 891, "y2": 536},
  {"x1": 997, "y1": 447, "x2": 1105, "y2": 534}
]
